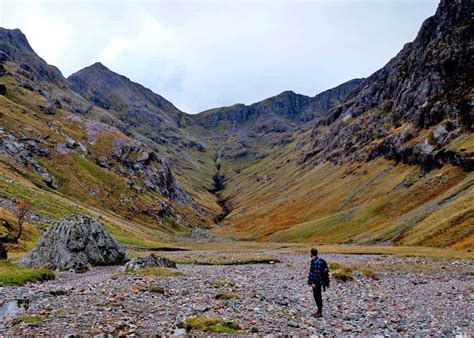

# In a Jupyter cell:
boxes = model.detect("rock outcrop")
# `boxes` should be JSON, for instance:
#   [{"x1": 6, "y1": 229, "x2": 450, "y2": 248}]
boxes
[
  {"x1": 109, "y1": 138, "x2": 189, "y2": 203},
  {"x1": 0, "y1": 133, "x2": 57, "y2": 189},
  {"x1": 19, "y1": 215, "x2": 128, "y2": 272},
  {"x1": 122, "y1": 253, "x2": 176, "y2": 271}
]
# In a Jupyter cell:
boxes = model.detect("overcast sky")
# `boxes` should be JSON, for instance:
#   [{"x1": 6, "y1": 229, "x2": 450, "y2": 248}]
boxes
[{"x1": 0, "y1": 0, "x2": 438, "y2": 113}]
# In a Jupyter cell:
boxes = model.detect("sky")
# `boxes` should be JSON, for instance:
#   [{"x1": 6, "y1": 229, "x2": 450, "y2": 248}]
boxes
[{"x1": 0, "y1": 0, "x2": 439, "y2": 113}]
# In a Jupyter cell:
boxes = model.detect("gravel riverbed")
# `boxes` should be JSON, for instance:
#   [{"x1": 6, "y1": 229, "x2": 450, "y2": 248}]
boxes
[{"x1": 1, "y1": 253, "x2": 473, "y2": 336}]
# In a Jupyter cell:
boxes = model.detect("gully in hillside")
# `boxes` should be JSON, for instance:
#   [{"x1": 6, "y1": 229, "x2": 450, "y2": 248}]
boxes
[{"x1": 209, "y1": 154, "x2": 231, "y2": 224}]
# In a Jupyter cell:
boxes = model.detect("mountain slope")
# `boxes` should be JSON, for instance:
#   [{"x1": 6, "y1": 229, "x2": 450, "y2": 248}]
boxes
[
  {"x1": 215, "y1": 0, "x2": 474, "y2": 249},
  {"x1": 0, "y1": 28, "x2": 218, "y2": 250},
  {"x1": 0, "y1": 0, "x2": 472, "y2": 252},
  {"x1": 68, "y1": 63, "x2": 189, "y2": 145}
]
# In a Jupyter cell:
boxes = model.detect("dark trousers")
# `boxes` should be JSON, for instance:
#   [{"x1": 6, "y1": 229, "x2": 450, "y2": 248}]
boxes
[{"x1": 312, "y1": 284, "x2": 323, "y2": 312}]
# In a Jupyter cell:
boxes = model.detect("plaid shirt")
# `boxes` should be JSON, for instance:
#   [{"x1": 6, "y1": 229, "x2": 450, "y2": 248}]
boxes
[{"x1": 307, "y1": 257, "x2": 327, "y2": 286}]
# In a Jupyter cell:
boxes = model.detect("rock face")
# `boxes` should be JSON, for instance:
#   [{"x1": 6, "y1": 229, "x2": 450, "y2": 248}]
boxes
[
  {"x1": 19, "y1": 215, "x2": 128, "y2": 271},
  {"x1": 305, "y1": 0, "x2": 473, "y2": 171},
  {"x1": 192, "y1": 79, "x2": 363, "y2": 160},
  {"x1": 0, "y1": 133, "x2": 57, "y2": 189},
  {"x1": 122, "y1": 253, "x2": 177, "y2": 271}
]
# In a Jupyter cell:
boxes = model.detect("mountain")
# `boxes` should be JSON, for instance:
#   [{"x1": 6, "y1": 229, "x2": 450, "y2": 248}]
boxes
[
  {"x1": 68, "y1": 62, "x2": 190, "y2": 146},
  {"x1": 0, "y1": 27, "x2": 217, "y2": 250},
  {"x1": 213, "y1": 0, "x2": 474, "y2": 249},
  {"x1": 304, "y1": 0, "x2": 473, "y2": 171},
  {"x1": 0, "y1": 28, "x2": 64, "y2": 85},
  {"x1": 191, "y1": 79, "x2": 363, "y2": 161},
  {"x1": 0, "y1": 0, "x2": 472, "y2": 252}
]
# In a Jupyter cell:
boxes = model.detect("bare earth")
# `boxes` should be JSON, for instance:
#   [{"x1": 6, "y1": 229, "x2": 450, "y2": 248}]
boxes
[{"x1": 1, "y1": 252, "x2": 473, "y2": 336}]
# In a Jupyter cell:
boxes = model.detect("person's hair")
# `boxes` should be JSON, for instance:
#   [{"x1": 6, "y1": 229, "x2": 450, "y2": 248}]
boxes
[{"x1": 310, "y1": 248, "x2": 318, "y2": 257}]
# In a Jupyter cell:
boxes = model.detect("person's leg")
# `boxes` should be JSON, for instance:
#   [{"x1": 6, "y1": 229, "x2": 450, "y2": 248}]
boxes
[{"x1": 313, "y1": 285, "x2": 323, "y2": 314}]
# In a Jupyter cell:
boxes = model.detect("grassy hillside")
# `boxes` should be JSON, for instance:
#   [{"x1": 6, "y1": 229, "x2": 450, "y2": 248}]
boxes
[
  {"x1": 214, "y1": 137, "x2": 474, "y2": 250},
  {"x1": 0, "y1": 59, "x2": 219, "y2": 251}
]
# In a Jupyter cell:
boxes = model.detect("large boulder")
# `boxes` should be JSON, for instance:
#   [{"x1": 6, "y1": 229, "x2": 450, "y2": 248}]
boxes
[{"x1": 19, "y1": 215, "x2": 128, "y2": 272}]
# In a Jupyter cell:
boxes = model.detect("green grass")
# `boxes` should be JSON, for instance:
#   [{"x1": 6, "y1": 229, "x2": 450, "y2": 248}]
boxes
[
  {"x1": 185, "y1": 317, "x2": 240, "y2": 334},
  {"x1": 332, "y1": 270, "x2": 353, "y2": 282},
  {"x1": 130, "y1": 267, "x2": 183, "y2": 277},
  {"x1": 12, "y1": 315, "x2": 47, "y2": 325},
  {"x1": 0, "y1": 261, "x2": 55, "y2": 286},
  {"x1": 148, "y1": 285, "x2": 165, "y2": 294},
  {"x1": 211, "y1": 279, "x2": 236, "y2": 288},
  {"x1": 215, "y1": 292, "x2": 240, "y2": 300},
  {"x1": 329, "y1": 262, "x2": 354, "y2": 282},
  {"x1": 163, "y1": 253, "x2": 279, "y2": 265},
  {"x1": 358, "y1": 267, "x2": 379, "y2": 280}
]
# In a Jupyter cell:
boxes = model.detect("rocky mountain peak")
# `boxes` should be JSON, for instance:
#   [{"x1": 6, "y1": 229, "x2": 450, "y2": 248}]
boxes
[
  {"x1": 304, "y1": 0, "x2": 473, "y2": 171},
  {"x1": 0, "y1": 27, "x2": 64, "y2": 83},
  {"x1": 0, "y1": 28, "x2": 32, "y2": 51}
]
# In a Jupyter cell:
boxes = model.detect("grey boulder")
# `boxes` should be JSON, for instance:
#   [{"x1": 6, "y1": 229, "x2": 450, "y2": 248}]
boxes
[
  {"x1": 19, "y1": 215, "x2": 128, "y2": 272},
  {"x1": 122, "y1": 253, "x2": 176, "y2": 271}
]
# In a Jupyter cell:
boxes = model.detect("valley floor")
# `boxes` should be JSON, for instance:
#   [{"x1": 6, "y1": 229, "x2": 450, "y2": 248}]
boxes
[{"x1": 1, "y1": 250, "x2": 473, "y2": 336}]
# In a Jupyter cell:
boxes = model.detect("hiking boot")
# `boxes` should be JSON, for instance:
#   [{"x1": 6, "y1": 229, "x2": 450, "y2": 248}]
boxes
[{"x1": 313, "y1": 311, "x2": 322, "y2": 318}]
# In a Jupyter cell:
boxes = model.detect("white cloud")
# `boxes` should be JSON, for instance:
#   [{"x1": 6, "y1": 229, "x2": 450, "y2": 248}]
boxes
[{"x1": 0, "y1": 0, "x2": 439, "y2": 113}]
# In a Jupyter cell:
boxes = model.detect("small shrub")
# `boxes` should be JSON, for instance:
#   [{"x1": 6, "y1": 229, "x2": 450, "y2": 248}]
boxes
[
  {"x1": 49, "y1": 289, "x2": 67, "y2": 296},
  {"x1": 215, "y1": 292, "x2": 240, "y2": 300},
  {"x1": 185, "y1": 317, "x2": 240, "y2": 334}
]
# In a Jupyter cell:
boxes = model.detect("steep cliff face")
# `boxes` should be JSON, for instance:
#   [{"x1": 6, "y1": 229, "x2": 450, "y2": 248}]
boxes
[{"x1": 305, "y1": 0, "x2": 473, "y2": 171}]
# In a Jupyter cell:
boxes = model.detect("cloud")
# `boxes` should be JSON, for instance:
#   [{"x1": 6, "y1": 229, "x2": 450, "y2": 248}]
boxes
[{"x1": 0, "y1": 0, "x2": 439, "y2": 113}]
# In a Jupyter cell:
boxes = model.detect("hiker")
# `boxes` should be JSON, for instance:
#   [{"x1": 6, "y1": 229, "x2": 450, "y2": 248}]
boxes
[{"x1": 307, "y1": 248, "x2": 329, "y2": 318}]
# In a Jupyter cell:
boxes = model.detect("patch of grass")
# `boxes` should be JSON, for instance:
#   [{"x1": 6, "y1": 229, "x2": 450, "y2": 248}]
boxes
[
  {"x1": 13, "y1": 315, "x2": 47, "y2": 325},
  {"x1": 329, "y1": 262, "x2": 343, "y2": 270},
  {"x1": 0, "y1": 261, "x2": 55, "y2": 286},
  {"x1": 332, "y1": 270, "x2": 353, "y2": 282},
  {"x1": 166, "y1": 254, "x2": 279, "y2": 265},
  {"x1": 211, "y1": 279, "x2": 236, "y2": 288},
  {"x1": 215, "y1": 292, "x2": 240, "y2": 300},
  {"x1": 185, "y1": 317, "x2": 240, "y2": 334},
  {"x1": 330, "y1": 262, "x2": 353, "y2": 282},
  {"x1": 359, "y1": 268, "x2": 379, "y2": 280},
  {"x1": 131, "y1": 267, "x2": 183, "y2": 277},
  {"x1": 148, "y1": 285, "x2": 165, "y2": 294}
]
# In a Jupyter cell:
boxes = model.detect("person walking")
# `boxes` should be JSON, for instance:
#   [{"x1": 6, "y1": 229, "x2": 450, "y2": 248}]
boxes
[{"x1": 307, "y1": 248, "x2": 329, "y2": 318}]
